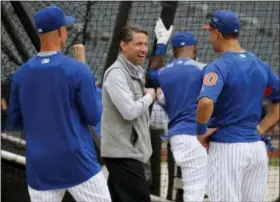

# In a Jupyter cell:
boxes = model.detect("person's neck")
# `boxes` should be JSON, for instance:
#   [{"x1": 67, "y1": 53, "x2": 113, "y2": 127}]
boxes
[
  {"x1": 176, "y1": 53, "x2": 193, "y2": 60},
  {"x1": 220, "y1": 40, "x2": 245, "y2": 53},
  {"x1": 121, "y1": 53, "x2": 138, "y2": 67},
  {"x1": 40, "y1": 45, "x2": 61, "y2": 53},
  {"x1": 39, "y1": 40, "x2": 61, "y2": 52}
]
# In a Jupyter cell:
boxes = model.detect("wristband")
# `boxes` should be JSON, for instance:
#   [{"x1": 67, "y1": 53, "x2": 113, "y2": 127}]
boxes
[
  {"x1": 155, "y1": 44, "x2": 167, "y2": 56},
  {"x1": 261, "y1": 136, "x2": 276, "y2": 152},
  {"x1": 197, "y1": 122, "x2": 207, "y2": 135}
]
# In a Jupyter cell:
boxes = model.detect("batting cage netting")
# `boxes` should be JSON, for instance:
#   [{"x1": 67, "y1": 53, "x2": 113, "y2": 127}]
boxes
[{"x1": 1, "y1": 1, "x2": 279, "y2": 202}]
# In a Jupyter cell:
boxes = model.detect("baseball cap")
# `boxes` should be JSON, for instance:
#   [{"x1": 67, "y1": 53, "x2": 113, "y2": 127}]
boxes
[
  {"x1": 203, "y1": 10, "x2": 240, "y2": 34},
  {"x1": 34, "y1": 6, "x2": 75, "y2": 33},
  {"x1": 171, "y1": 32, "x2": 197, "y2": 49}
]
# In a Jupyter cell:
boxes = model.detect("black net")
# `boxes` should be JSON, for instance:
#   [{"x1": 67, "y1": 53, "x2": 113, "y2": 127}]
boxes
[
  {"x1": 1, "y1": 1, "x2": 120, "y2": 82},
  {"x1": 1, "y1": 1, "x2": 279, "y2": 202},
  {"x1": 127, "y1": 1, "x2": 163, "y2": 67},
  {"x1": 166, "y1": 1, "x2": 280, "y2": 74}
]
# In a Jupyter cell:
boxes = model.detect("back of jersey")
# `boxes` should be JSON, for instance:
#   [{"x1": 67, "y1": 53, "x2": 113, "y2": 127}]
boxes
[
  {"x1": 200, "y1": 51, "x2": 278, "y2": 142},
  {"x1": 158, "y1": 58, "x2": 205, "y2": 136},
  {"x1": 9, "y1": 52, "x2": 101, "y2": 190}
]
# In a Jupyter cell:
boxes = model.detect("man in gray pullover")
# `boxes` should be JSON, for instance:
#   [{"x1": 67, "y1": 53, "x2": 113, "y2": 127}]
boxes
[{"x1": 101, "y1": 19, "x2": 173, "y2": 202}]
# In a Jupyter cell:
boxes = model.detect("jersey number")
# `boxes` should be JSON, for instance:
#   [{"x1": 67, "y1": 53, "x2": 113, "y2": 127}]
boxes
[{"x1": 203, "y1": 73, "x2": 218, "y2": 86}]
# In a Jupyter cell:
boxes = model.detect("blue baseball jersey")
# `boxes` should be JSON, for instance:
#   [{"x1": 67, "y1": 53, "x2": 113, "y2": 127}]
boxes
[
  {"x1": 199, "y1": 51, "x2": 280, "y2": 143},
  {"x1": 149, "y1": 58, "x2": 206, "y2": 137},
  {"x1": 8, "y1": 52, "x2": 102, "y2": 190}
]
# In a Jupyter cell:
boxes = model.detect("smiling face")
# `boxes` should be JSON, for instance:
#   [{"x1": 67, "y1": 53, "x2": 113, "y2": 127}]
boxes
[{"x1": 119, "y1": 25, "x2": 149, "y2": 66}]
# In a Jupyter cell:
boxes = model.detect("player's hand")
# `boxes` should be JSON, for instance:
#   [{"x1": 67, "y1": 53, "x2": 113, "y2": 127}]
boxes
[
  {"x1": 144, "y1": 88, "x2": 156, "y2": 100},
  {"x1": 197, "y1": 135, "x2": 210, "y2": 149},
  {"x1": 206, "y1": 128, "x2": 217, "y2": 136},
  {"x1": 156, "y1": 88, "x2": 166, "y2": 106},
  {"x1": 154, "y1": 18, "x2": 173, "y2": 45},
  {"x1": 197, "y1": 128, "x2": 218, "y2": 149}
]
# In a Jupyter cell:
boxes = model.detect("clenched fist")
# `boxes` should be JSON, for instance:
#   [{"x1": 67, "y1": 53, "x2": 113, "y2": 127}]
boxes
[{"x1": 144, "y1": 88, "x2": 156, "y2": 100}]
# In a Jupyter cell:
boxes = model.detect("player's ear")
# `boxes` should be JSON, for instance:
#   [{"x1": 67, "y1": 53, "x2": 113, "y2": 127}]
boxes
[
  {"x1": 57, "y1": 27, "x2": 67, "y2": 37},
  {"x1": 214, "y1": 29, "x2": 221, "y2": 39},
  {"x1": 120, "y1": 41, "x2": 127, "y2": 52}
]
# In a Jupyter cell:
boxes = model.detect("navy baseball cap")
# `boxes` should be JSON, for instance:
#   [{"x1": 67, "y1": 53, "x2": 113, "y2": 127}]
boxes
[
  {"x1": 203, "y1": 10, "x2": 240, "y2": 34},
  {"x1": 172, "y1": 32, "x2": 197, "y2": 49},
  {"x1": 34, "y1": 6, "x2": 75, "y2": 33}
]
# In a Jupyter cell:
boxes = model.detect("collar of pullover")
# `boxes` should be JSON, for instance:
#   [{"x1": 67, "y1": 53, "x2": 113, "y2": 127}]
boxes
[{"x1": 118, "y1": 54, "x2": 145, "y2": 80}]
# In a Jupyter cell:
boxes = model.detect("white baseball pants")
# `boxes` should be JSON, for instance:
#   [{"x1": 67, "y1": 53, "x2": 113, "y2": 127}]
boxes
[
  {"x1": 28, "y1": 170, "x2": 111, "y2": 202},
  {"x1": 170, "y1": 135, "x2": 208, "y2": 202},
  {"x1": 207, "y1": 141, "x2": 268, "y2": 202}
]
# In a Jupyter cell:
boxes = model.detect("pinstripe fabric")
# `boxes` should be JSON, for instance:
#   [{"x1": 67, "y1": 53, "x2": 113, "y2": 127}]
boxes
[
  {"x1": 208, "y1": 141, "x2": 268, "y2": 202},
  {"x1": 28, "y1": 171, "x2": 111, "y2": 202},
  {"x1": 170, "y1": 135, "x2": 208, "y2": 202},
  {"x1": 28, "y1": 187, "x2": 65, "y2": 202}
]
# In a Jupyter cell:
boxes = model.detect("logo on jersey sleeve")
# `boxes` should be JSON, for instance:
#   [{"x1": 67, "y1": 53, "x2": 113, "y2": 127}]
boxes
[
  {"x1": 203, "y1": 73, "x2": 218, "y2": 86},
  {"x1": 264, "y1": 87, "x2": 273, "y2": 97}
]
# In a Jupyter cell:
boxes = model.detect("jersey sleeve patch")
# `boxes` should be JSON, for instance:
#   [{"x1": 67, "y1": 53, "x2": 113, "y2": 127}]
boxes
[
  {"x1": 203, "y1": 72, "x2": 218, "y2": 86},
  {"x1": 264, "y1": 87, "x2": 273, "y2": 97}
]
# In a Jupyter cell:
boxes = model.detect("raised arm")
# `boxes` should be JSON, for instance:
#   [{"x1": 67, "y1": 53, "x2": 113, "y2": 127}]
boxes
[{"x1": 147, "y1": 18, "x2": 173, "y2": 88}]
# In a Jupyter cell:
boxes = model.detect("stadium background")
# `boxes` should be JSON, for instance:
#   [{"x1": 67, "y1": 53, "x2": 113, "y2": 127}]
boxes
[{"x1": 1, "y1": 1, "x2": 279, "y2": 202}]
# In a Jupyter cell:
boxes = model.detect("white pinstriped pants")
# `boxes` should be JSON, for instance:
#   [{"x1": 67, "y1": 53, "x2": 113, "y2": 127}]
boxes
[
  {"x1": 207, "y1": 141, "x2": 268, "y2": 202},
  {"x1": 170, "y1": 135, "x2": 208, "y2": 202},
  {"x1": 28, "y1": 170, "x2": 111, "y2": 202}
]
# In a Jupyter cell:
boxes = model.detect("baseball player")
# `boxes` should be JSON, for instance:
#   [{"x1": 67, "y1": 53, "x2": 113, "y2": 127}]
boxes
[
  {"x1": 149, "y1": 31, "x2": 216, "y2": 201},
  {"x1": 8, "y1": 6, "x2": 111, "y2": 202},
  {"x1": 196, "y1": 10, "x2": 279, "y2": 202}
]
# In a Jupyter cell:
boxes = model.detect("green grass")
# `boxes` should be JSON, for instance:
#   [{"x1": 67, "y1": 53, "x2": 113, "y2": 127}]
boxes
[{"x1": 269, "y1": 157, "x2": 280, "y2": 167}]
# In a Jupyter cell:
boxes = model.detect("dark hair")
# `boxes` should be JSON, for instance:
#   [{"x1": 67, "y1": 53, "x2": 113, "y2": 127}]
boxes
[
  {"x1": 221, "y1": 33, "x2": 239, "y2": 40},
  {"x1": 119, "y1": 25, "x2": 148, "y2": 43}
]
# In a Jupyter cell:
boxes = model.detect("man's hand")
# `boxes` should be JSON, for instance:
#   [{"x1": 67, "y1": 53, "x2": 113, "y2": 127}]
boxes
[
  {"x1": 154, "y1": 18, "x2": 173, "y2": 45},
  {"x1": 1, "y1": 98, "x2": 8, "y2": 111},
  {"x1": 156, "y1": 88, "x2": 165, "y2": 106},
  {"x1": 197, "y1": 128, "x2": 218, "y2": 149},
  {"x1": 197, "y1": 135, "x2": 210, "y2": 149},
  {"x1": 144, "y1": 88, "x2": 156, "y2": 100}
]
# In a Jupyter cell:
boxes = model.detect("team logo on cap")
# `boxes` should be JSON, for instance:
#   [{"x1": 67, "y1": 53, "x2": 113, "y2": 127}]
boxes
[
  {"x1": 203, "y1": 73, "x2": 218, "y2": 86},
  {"x1": 213, "y1": 18, "x2": 218, "y2": 22}
]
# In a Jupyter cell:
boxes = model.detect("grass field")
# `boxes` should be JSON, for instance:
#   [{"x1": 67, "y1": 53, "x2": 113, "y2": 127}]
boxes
[{"x1": 269, "y1": 157, "x2": 280, "y2": 167}]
